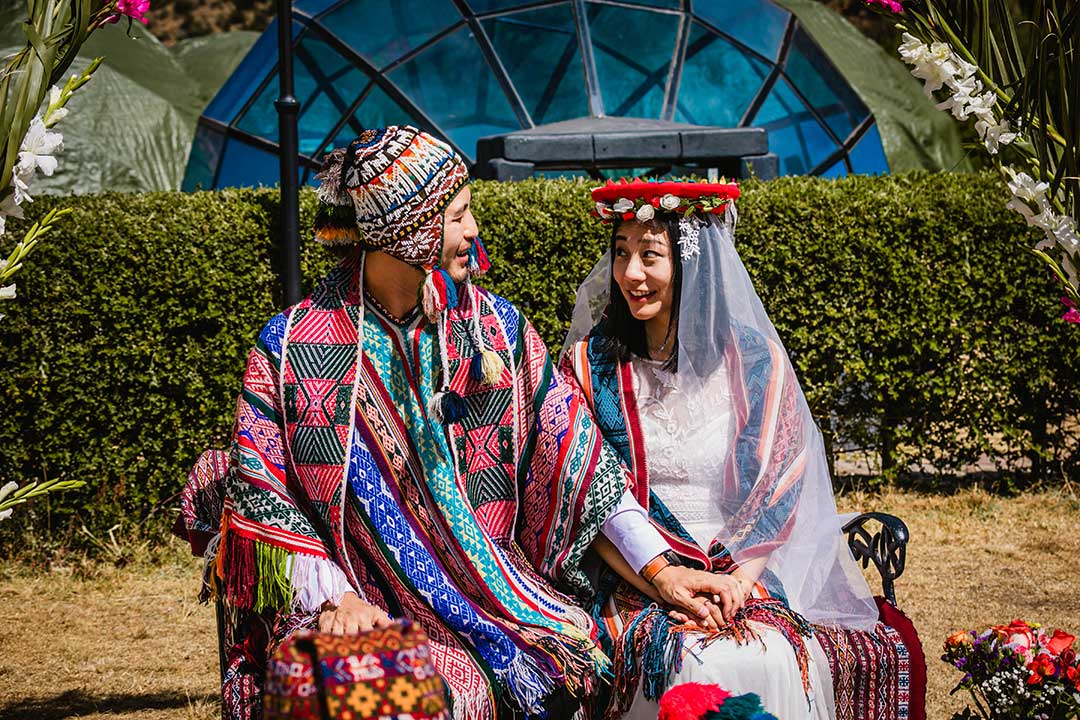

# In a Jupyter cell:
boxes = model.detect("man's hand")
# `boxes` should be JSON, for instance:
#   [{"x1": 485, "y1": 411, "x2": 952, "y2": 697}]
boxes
[
  {"x1": 651, "y1": 567, "x2": 747, "y2": 629},
  {"x1": 318, "y1": 591, "x2": 394, "y2": 635}
]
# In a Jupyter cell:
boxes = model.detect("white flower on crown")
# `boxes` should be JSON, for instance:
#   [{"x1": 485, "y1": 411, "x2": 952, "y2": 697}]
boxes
[
  {"x1": 636, "y1": 203, "x2": 655, "y2": 222},
  {"x1": 659, "y1": 194, "x2": 680, "y2": 211},
  {"x1": 612, "y1": 198, "x2": 634, "y2": 213},
  {"x1": 595, "y1": 201, "x2": 612, "y2": 218}
]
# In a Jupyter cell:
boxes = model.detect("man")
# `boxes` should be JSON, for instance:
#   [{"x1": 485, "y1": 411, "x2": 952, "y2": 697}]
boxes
[{"x1": 217, "y1": 126, "x2": 735, "y2": 719}]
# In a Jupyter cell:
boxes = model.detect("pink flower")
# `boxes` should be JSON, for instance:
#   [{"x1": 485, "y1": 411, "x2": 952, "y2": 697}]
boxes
[
  {"x1": 866, "y1": 0, "x2": 904, "y2": 12},
  {"x1": 1063, "y1": 297, "x2": 1080, "y2": 324},
  {"x1": 106, "y1": 0, "x2": 151, "y2": 24}
]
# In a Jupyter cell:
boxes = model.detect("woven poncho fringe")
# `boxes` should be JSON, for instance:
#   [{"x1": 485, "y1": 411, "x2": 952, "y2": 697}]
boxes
[{"x1": 606, "y1": 599, "x2": 813, "y2": 719}]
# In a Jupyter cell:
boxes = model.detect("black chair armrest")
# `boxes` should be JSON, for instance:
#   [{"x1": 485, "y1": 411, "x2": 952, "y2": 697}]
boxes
[{"x1": 842, "y1": 512, "x2": 909, "y2": 607}]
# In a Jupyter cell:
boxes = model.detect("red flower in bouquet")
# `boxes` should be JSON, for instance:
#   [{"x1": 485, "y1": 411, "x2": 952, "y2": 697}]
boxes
[
  {"x1": 1027, "y1": 654, "x2": 1057, "y2": 685},
  {"x1": 1065, "y1": 664, "x2": 1080, "y2": 691},
  {"x1": 1046, "y1": 629, "x2": 1076, "y2": 656}
]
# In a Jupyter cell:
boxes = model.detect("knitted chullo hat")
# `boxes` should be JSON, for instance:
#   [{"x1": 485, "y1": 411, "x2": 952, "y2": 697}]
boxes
[{"x1": 313, "y1": 126, "x2": 499, "y2": 424}]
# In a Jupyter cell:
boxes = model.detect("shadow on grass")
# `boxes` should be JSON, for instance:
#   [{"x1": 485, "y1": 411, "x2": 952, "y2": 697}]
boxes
[{"x1": 0, "y1": 689, "x2": 218, "y2": 719}]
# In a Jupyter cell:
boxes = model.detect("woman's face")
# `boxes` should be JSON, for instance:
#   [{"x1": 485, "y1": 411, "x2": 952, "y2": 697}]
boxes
[{"x1": 612, "y1": 220, "x2": 675, "y2": 323}]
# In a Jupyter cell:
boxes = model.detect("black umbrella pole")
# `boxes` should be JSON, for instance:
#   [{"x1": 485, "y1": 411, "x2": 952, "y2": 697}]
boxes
[{"x1": 276, "y1": 0, "x2": 302, "y2": 307}]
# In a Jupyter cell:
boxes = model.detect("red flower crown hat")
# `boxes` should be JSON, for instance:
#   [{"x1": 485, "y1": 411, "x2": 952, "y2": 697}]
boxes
[{"x1": 590, "y1": 178, "x2": 741, "y2": 224}]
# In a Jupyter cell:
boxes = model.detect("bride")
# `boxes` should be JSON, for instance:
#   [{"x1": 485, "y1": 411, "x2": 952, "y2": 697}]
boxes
[{"x1": 561, "y1": 179, "x2": 882, "y2": 719}]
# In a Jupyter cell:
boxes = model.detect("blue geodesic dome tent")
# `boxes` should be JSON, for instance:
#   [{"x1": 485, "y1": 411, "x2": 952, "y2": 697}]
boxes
[{"x1": 183, "y1": 0, "x2": 965, "y2": 190}]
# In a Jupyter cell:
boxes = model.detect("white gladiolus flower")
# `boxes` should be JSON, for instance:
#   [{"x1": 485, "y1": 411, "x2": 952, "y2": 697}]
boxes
[
  {"x1": 0, "y1": 284, "x2": 15, "y2": 300},
  {"x1": 0, "y1": 508, "x2": 12, "y2": 521},
  {"x1": 659, "y1": 193, "x2": 680, "y2": 210},
  {"x1": 11, "y1": 168, "x2": 32, "y2": 205},
  {"x1": 898, "y1": 33, "x2": 930, "y2": 65},
  {"x1": 909, "y1": 41, "x2": 962, "y2": 96},
  {"x1": 17, "y1": 116, "x2": 63, "y2": 178},
  {"x1": 0, "y1": 481, "x2": 17, "y2": 501},
  {"x1": 0, "y1": 193, "x2": 22, "y2": 219},
  {"x1": 979, "y1": 119, "x2": 1018, "y2": 154},
  {"x1": 635, "y1": 203, "x2": 655, "y2": 222},
  {"x1": 1005, "y1": 169, "x2": 1049, "y2": 205},
  {"x1": 612, "y1": 198, "x2": 634, "y2": 213},
  {"x1": 47, "y1": 85, "x2": 69, "y2": 124}
]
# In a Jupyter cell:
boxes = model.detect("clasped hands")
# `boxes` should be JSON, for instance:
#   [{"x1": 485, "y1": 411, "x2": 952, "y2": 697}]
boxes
[{"x1": 651, "y1": 565, "x2": 753, "y2": 631}]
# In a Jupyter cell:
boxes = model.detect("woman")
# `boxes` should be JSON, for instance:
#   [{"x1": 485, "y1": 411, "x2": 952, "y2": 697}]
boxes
[{"x1": 561, "y1": 179, "x2": 882, "y2": 720}]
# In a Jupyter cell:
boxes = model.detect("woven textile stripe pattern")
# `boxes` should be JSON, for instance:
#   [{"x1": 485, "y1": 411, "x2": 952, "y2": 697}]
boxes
[{"x1": 813, "y1": 622, "x2": 910, "y2": 720}]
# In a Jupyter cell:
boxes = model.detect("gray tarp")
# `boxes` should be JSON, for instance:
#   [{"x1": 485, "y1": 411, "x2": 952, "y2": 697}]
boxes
[
  {"x1": 776, "y1": 0, "x2": 972, "y2": 173},
  {"x1": 1, "y1": 10, "x2": 256, "y2": 194}
]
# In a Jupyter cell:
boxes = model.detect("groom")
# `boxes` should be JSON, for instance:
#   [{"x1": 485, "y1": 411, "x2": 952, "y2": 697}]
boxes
[{"x1": 216, "y1": 126, "x2": 738, "y2": 719}]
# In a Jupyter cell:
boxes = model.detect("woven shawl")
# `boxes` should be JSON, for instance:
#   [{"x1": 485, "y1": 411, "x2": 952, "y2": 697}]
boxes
[{"x1": 560, "y1": 323, "x2": 812, "y2": 716}]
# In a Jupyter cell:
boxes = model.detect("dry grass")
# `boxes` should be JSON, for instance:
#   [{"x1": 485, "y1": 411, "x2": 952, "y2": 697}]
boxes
[{"x1": 2, "y1": 488, "x2": 1078, "y2": 719}]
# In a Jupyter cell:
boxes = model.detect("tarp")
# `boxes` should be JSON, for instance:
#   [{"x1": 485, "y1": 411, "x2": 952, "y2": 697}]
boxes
[
  {"x1": 1, "y1": 9, "x2": 256, "y2": 194},
  {"x1": 775, "y1": 0, "x2": 973, "y2": 173}
]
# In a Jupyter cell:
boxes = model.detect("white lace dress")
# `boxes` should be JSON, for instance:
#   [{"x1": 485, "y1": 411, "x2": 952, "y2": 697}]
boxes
[{"x1": 622, "y1": 358, "x2": 835, "y2": 720}]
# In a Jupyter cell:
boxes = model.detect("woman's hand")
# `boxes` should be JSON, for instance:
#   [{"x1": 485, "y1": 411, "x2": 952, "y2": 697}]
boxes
[
  {"x1": 651, "y1": 566, "x2": 746, "y2": 629},
  {"x1": 317, "y1": 591, "x2": 394, "y2": 635}
]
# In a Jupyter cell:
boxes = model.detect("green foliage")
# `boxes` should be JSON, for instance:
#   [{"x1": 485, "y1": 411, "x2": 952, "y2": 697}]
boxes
[{"x1": 0, "y1": 175, "x2": 1075, "y2": 551}]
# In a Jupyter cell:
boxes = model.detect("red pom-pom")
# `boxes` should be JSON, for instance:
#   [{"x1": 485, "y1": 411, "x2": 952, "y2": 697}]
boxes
[
  {"x1": 658, "y1": 682, "x2": 732, "y2": 720},
  {"x1": 622, "y1": 211, "x2": 635, "y2": 220}
]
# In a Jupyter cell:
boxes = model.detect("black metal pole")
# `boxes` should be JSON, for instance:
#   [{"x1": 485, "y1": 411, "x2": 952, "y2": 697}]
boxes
[{"x1": 275, "y1": 0, "x2": 301, "y2": 307}]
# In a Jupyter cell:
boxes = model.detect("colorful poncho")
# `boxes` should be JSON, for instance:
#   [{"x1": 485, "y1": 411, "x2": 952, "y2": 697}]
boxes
[{"x1": 218, "y1": 254, "x2": 630, "y2": 719}]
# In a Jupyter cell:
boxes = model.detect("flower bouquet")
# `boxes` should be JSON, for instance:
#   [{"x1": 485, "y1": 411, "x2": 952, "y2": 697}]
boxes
[{"x1": 943, "y1": 620, "x2": 1080, "y2": 719}]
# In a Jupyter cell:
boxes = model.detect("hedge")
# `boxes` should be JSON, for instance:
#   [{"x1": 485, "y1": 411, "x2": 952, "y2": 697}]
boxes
[{"x1": 0, "y1": 173, "x2": 1076, "y2": 550}]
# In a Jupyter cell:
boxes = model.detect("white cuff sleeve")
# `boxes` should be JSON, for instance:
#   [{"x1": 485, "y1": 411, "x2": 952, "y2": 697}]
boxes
[
  {"x1": 287, "y1": 554, "x2": 361, "y2": 613},
  {"x1": 600, "y1": 489, "x2": 672, "y2": 574}
]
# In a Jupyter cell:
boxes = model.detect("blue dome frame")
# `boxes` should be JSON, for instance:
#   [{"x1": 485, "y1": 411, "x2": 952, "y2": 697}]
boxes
[{"x1": 183, "y1": 0, "x2": 890, "y2": 191}]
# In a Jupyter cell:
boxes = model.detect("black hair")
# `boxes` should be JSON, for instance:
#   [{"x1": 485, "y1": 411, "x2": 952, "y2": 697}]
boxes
[{"x1": 596, "y1": 214, "x2": 683, "y2": 372}]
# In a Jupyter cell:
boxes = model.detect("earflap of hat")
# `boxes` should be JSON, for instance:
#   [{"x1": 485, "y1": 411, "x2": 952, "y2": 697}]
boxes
[{"x1": 313, "y1": 145, "x2": 361, "y2": 245}]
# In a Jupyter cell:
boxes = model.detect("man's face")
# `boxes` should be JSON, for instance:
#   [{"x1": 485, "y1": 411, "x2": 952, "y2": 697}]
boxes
[{"x1": 440, "y1": 186, "x2": 479, "y2": 283}]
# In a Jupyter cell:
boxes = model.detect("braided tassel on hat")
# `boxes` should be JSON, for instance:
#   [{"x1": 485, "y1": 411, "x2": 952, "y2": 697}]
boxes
[
  {"x1": 465, "y1": 280, "x2": 503, "y2": 386},
  {"x1": 421, "y1": 267, "x2": 459, "y2": 323},
  {"x1": 467, "y1": 236, "x2": 491, "y2": 277},
  {"x1": 313, "y1": 146, "x2": 361, "y2": 245},
  {"x1": 427, "y1": 310, "x2": 468, "y2": 424}
]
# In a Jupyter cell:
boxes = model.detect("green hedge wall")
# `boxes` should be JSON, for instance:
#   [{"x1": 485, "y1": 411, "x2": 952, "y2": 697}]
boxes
[{"x1": 0, "y1": 174, "x2": 1076, "y2": 549}]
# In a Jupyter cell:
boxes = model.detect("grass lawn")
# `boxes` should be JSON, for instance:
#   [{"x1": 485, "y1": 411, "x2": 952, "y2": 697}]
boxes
[{"x1": 2, "y1": 488, "x2": 1078, "y2": 719}]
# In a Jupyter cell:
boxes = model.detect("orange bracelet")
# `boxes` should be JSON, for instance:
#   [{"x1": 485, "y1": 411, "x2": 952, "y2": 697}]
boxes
[{"x1": 639, "y1": 553, "x2": 672, "y2": 585}]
